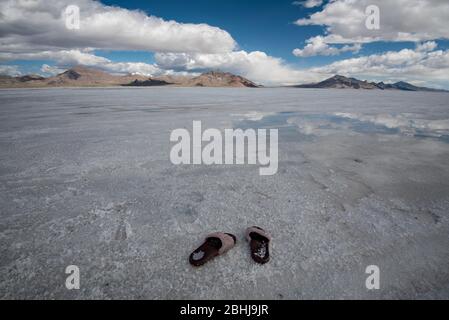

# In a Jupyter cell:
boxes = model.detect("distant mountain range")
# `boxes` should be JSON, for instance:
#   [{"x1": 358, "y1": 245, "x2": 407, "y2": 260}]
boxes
[
  {"x1": 0, "y1": 66, "x2": 259, "y2": 88},
  {"x1": 293, "y1": 75, "x2": 447, "y2": 92},
  {"x1": 0, "y1": 66, "x2": 147, "y2": 88},
  {"x1": 124, "y1": 70, "x2": 259, "y2": 88},
  {"x1": 0, "y1": 67, "x2": 446, "y2": 91}
]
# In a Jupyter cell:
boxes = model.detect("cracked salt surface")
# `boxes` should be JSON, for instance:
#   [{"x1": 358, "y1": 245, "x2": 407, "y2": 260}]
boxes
[{"x1": 0, "y1": 87, "x2": 449, "y2": 299}]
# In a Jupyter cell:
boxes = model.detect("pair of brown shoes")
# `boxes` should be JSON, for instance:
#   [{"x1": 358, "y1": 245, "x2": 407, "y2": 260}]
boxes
[{"x1": 189, "y1": 226, "x2": 271, "y2": 267}]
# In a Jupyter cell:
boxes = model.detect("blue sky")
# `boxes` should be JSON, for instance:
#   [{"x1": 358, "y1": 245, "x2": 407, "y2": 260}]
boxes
[
  {"x1": 100, "y1": 0, "x2": 327, "y2": 65},
  {"x1": 1, "y1": 0, "x2": 449, "y2": 87},
  {"x1": 97, "y1": 0, "x2": 448, "y2": 67}
]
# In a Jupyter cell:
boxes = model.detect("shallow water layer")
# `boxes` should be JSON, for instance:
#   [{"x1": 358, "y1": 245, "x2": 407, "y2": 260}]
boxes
[
  {"x1": 237, "y1": 111, "x2": 449, "y2": 143},
  {"x1": 0, "y1": 87, "x2": 449, "y2": 299}
]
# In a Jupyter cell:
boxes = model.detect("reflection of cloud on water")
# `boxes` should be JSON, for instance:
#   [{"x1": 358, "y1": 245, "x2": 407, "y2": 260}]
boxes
[
  {"x1": 334, "y1": 112, "x2": 449, "y2": 138},
  {"x1": 232, "y1": 107, "x2": 449, "y2": 143},
  {"x1": 287, "y1": 116, "x2": 352, "y2": 136},
  {"x1": 231, "y1": 111, "x2": 275, "y2": 121}
]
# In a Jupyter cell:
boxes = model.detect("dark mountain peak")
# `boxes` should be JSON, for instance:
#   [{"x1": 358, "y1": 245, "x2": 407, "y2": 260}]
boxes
[
  {"x1": 202, "y1": 70, "x2": 231, "y2": 76},
  {"x1": 122, "y1": 78, "x2": 172, "y2": 87},
  {"x1": 393, "y1": 81, "x2": 414, "y2": 87},
  {"x1": 390, "y1": 81, "x2": 422, "y2": 91},
  {"x1": 296, "y1": 74, "x2": 378, "y2": 89},
  {"x1": 330, "y1": 75, "x2": 361, "y2": 82},
  {"x1": 293, "y1": 75, "x2": 446, "y2": 92},
  {"x1": 330, "y1": 74, "x2": 349, "y2": 80},
  {"x1": 57, "y1": 66, "x2": 112, "y2": 80},
  {"x1": 61, "y1": 69, "x2": 81, "y2": 80},
  {"x1": 18, "y1": 74, "x2": 45, "y2": 82},
  {"x1": 69, "y1": 65, "x2": 98, "y2": 73},
  {"x1": 188, "y1": 70, "x2": 260, "y2": 87}
]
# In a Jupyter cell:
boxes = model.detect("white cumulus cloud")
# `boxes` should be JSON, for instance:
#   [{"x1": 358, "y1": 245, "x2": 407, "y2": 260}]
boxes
[
  {"x1": 41, "y1": 64, "x2": 66, "y2": 76},
  {"x1": 293, "y1": 36, "x2": 361, "y2": 57},
  {"x1": 1, "y1": 0, "x2": 448, "y2": 88},
  {"x1": 0, "y1": 65, "x2": 21, "y2": 76},
  {"x1": 155, "y1": 50, "x2": 320, "y2": 85},
  {"x1": 309, "y1": 42, "x2": 449, "y2": 87},
  {"x1": 0, "y1": 0, "x2": 236, "y2": 54},
  {"x1": 295, "y1": 0, "x2": 449, "y2": 44},
  {"x1": 292, "y1": 0, "x2": 323, "y2": 8},
  {"x1": 0, "y1": 49, "x2": 164, "y2": 76}
]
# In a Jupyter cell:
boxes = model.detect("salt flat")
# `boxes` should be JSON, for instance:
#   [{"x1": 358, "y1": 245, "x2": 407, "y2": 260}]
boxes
[{"x1": 0, "y1": 87, "x2": 449, "y2": 299}]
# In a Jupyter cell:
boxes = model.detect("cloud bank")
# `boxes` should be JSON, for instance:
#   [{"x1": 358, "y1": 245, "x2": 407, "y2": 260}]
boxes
[
  {"x1": 0, "y1": 0, "x2": 448, "y2": 88},
  {"x1": 155, "y1": 51, "x2": 318, "y2": 85},
  {"x1": 0, "y1": 65, "x2": 21, "y2": 77},
  {"x1": 0, "y1": 0, "x2": 236, "y2": 54},
  {"x1": 293, "y1": 36, "x2": 361, "y2": 57},
  {"x1": 293, "y1": 0, "x2": 449, "y2": 57},
  {"x1": 309, "y1": 42, "x2": 449, "y2": 87},
  {"x1": 295, "y1": 0, "x2": 449, "y2": 44},
  {"x1": 292, "y1": 0, "x2": 323, "y2": 8}
]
